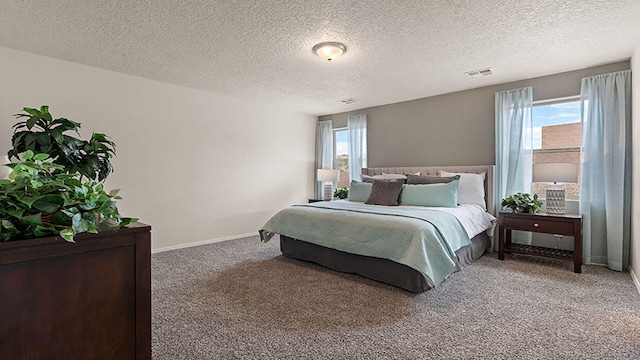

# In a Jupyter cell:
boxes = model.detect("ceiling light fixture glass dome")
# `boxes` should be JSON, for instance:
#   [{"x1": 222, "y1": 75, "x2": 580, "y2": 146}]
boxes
[{"x1": 312, "y1": 42, "x2": 346, "y2": 62}]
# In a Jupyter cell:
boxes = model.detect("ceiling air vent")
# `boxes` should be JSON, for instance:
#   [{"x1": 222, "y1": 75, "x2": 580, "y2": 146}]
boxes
[
  {"x1": 465, "y1": 68, "x2": 493, "y2": 78},
  {"x1": 338, "y1": 98, "x2": 358, "y2": 105}
]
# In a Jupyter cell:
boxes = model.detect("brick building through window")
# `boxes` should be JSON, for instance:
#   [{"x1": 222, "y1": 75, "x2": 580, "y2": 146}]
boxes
[{"x1": 532, "y1": 100, "x2": 581, "y2": 199}]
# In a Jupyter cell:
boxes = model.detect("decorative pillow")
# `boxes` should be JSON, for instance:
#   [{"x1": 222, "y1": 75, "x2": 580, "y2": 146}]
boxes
[
  {"x1": 406, "y1": 174, "x2": 460, "y2": 184},
  {"x1": 348, "y1": 181, "x2": 373, "y2": 202},
  {"x1": 439, "y1": 171, "x2": 486, "y2": 209},
  {"x1": 365, "y1": 179, "x2": 404, "y2": 206},
  {"x1": 399, "y1": 180, "x2": 459, "y2": 207}
]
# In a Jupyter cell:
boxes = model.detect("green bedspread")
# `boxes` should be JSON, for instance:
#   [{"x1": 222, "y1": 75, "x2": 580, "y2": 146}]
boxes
[{"x1": 259, "y1": 201, "x2": 470, "y2": 287}]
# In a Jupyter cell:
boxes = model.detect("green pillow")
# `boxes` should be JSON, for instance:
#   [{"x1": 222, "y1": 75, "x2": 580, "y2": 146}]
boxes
[
  {"x1": 348, "y1": 181, "x2": 373, "y2": 202},
  {"x1": 399, "y1": 180, "x2": 459, "y2": 207}
]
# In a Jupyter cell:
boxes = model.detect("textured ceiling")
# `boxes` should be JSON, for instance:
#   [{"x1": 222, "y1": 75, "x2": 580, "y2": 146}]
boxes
[{"x1": 1, "y1": 1, "x2": 640, "y2": 116}]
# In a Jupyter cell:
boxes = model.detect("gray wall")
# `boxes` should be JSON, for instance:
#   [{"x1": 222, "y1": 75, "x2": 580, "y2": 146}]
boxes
[{"x1": 321, "y1": 61, "x2": 630, "y2": 168}]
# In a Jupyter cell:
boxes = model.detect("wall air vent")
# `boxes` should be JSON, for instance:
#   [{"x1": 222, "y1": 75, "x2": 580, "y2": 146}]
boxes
[
  {"x1": 465, "y1": 68, "x2": 493, "y2": 78},
  {"x1": 338, "y1": 98, "x2": 358, "y2": 105}
]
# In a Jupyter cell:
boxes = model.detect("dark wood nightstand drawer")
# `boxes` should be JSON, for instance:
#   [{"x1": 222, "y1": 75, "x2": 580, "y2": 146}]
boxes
[{"x1": 503, "y1": 216, "x2": 574, "y2": 235}]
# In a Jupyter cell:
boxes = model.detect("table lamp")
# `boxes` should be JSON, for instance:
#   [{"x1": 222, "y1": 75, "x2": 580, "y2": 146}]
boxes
[
  {"x1": 317, "y1": 169, "x2": 340, "y2": 201},
  {"x1": 533, "y1": 163, "x2": 579, "y2": 214}
]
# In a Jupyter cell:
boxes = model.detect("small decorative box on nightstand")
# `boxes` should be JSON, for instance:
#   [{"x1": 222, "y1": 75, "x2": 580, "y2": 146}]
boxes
[{"x1": 498, "y1": 212, "x2": 583, "y2": 273}]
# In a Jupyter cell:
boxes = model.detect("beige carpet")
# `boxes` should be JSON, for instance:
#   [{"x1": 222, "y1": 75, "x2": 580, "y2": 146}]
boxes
[{"x1": 152, "y1": 235, "x2": 640, "y2": 359}]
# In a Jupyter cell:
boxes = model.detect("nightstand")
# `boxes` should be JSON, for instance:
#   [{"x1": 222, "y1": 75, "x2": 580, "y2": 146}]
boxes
[
  {"x1": 498, "y1": 212, "x2": 583, "y2": 273},
  {"x1": 308, "y1": 199, "x2": 326, "y2": 203}
]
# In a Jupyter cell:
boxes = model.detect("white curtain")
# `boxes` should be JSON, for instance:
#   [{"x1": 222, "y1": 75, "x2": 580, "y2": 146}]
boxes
[
  {"x1": 579, "y1": 70, "x2": 631, "y2": 271},
  {"x1": 347, "y1": 114, "x2": 367, "y2": 182},
  {"x1": 495, "y1": 87, "x2": 533, "y2": 247},
  {"x1": 315, "y1": 120, "x2": 333, "y2": 199}
]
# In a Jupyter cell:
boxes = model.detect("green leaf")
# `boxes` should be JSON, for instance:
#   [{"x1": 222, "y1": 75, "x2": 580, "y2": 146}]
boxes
[
  {"x1": 33, "y1": 153, "x2": 49, "y2": 161},
  {"x1": 33, "y1": 225, "x2": 53, "y2": 237},
  {"x1": 60, "y1": 228, "x2": 75, "y2": 242},
  {"x1": 42, "y1": 111, "x2": 52, "y2": 122},
  {"x1": 20, "y1": 213, "x2": 42, "y2": 226},
  {"x1": 30, "y1": 179, "x2": 44, "y2": 188},
  {"x1": 22, "y1": 107, "x2": 40, "y2": 116},
  {"x1": 17, "y1": 195, "x2": 42, "y2": 208},
  {"x1": 71, "y1": 213, "x2": 89, "y2": 234},
  {"x1": 32, "y1": 194, "x2": 65, "y2": 213},
  {"x1": 26, "y1": 116, "x2": 38, "y2": 130},
  {"x1": 21, "y1": 150, "x2": 34, "y2": 160},
  {"x1": 52, "y1": 211, "x2": 72, "y2": 226},
  {"x1": 6, "y1": 207, "x2": 25, "y2": 218},
  {"x1": 1, "y1": 220, "x2": 16, "y2": 231},
  {"x1": 120, "y1": 217, "x2": 138, "y2": 227},
  {"x1": 79, "y1": 201, "x2": 97, "y2": 211},
  {"x1": 49, "y1": 128, "x2": 64, "y2": 144}
]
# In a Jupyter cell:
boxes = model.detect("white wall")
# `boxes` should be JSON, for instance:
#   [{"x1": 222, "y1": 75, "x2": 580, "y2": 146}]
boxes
[
  {"x1": 0, "y1": 46, "x2": 317, "y2": 250},
  {"x1": 631, "y1": 45, "x2": 640, "y2": 292}
]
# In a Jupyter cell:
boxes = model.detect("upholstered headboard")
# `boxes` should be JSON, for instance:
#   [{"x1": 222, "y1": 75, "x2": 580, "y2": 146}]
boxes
[{"x1": 361, "y1": 165, "x2": 495, "y2": 216}]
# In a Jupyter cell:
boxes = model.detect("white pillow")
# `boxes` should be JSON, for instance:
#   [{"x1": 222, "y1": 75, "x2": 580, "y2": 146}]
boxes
[
  {"x1": 381, "y1": 173, "x2": 408, "y2": 179},
  {"x1": 361, "y1": 173, "x2": 407, "y2": 181},
  {"x1": 361, "y1": 172, "x2": 421, "y2": 181},
  {"x1": 439, "y1": 171, "x2": 486, "y2": 210}
]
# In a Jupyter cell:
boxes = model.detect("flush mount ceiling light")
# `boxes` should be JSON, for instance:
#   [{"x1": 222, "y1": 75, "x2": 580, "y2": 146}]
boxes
[{"x1": 312, "y1": 42, "x2": 346, "y2": 62}]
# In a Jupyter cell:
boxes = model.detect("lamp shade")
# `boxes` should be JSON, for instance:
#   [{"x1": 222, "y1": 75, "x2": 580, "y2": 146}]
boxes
[
  {"x1": 317, "y1": 169, "x2": 340, "y2": 182},
  {"x1": 533, "y1": 163, "x2": 579, "y2": 183}
]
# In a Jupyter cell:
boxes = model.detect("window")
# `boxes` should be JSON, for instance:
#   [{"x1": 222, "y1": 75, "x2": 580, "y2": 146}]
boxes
[
  {"x1": 334, "y1": 128, "x2": 350, "y2": 189},
  {"x1": 532, "y1": 97, "x2": 581, "y2": 199}
]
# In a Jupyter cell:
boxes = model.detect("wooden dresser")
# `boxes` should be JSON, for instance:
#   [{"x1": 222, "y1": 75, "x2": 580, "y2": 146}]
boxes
[{"x1": 0, "y1": 223, "x2": 151, "y2": 360}]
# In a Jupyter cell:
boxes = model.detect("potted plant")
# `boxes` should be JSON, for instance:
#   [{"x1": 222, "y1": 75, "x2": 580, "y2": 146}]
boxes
[
  {"x1": 1, "y1": 106, "x2": 135, "y2": 242},
  {"x1": 501, "y1": 192, "x2": 543, "y2": 213},
  {"x1": 0, "y1": 151, "x2": 135, "y2": 242},
  {"x1": 8, "y1": 105, "x2": 115, "y2": 181},
  {"x1": 334, "y1": 187, "x2": 349, "y2": 200}
]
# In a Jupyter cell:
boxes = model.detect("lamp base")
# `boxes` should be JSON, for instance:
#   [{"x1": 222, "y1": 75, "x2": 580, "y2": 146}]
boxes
[
  {"x1": 323, "y1": 182, "x2": 334, "y2": 201},
  {"x1": 546, "y1": 187, "x2": 566, "y2": 214}
]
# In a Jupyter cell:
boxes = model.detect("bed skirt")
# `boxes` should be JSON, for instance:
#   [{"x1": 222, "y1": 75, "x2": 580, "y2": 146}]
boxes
[{"x1": 280, "y1": 232, "x2": 490, "y2": 293}]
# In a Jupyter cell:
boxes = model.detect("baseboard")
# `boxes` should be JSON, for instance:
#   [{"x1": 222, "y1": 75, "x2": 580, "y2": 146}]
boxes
[
  {"x1": 630, "y1": 266, "x2": 640, "y2": 295},
  {"x1": 152, "y1": 232, "x2": 257, "y2": 253}
]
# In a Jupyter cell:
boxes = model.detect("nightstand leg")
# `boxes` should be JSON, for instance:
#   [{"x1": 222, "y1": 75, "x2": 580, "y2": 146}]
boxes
[
  {"x1": 498, "y1": 225, "x2": 505, "y2": 260},
  {"x1": 573, "y1": 222, "x2": 582, "y2": 273}
]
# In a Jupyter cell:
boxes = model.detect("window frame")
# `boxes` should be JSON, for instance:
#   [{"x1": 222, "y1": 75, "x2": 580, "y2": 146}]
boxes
[
  {"x1": 333, "y1": 127, "x2": 350, "y2": 188},
  {"x1": 531, "y1": 96, "x2": 581, "y2": 200}
]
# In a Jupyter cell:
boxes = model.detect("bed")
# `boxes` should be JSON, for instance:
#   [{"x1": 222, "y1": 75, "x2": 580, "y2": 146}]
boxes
[{"x1": 260, "y1": 165, "x2": 496, "y2": 293}]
